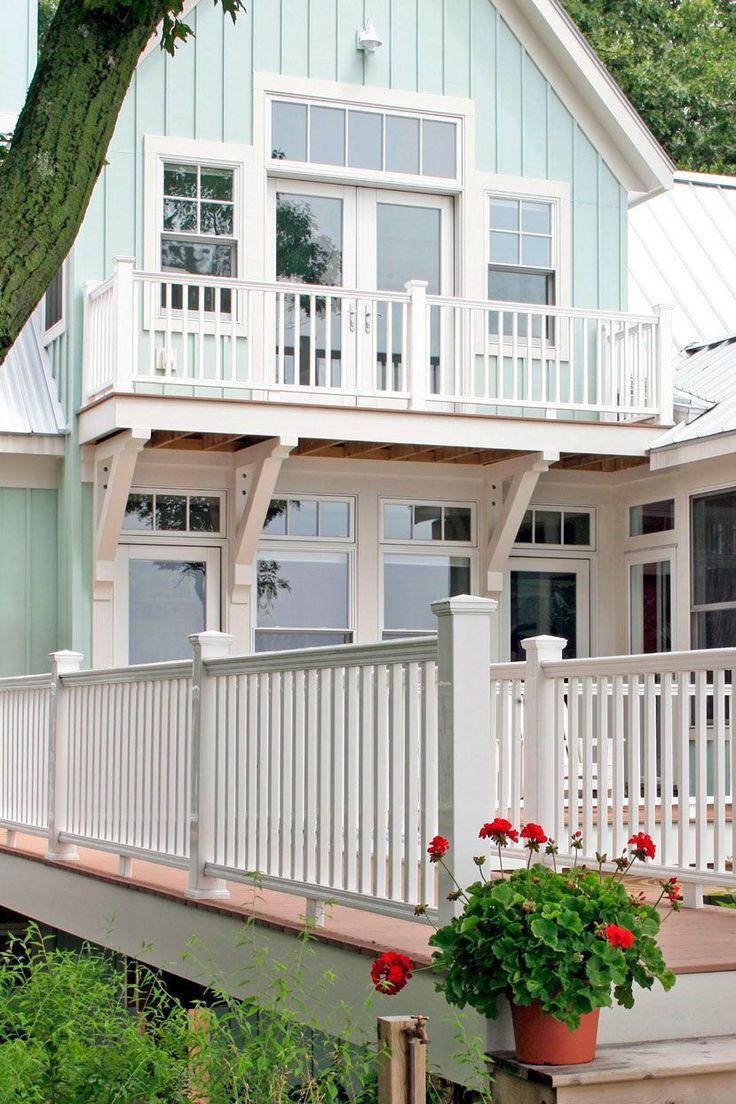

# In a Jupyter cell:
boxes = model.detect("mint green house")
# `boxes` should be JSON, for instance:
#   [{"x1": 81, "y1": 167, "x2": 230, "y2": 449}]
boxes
[{"x1": 4, "y1": 0, "x2": 698, "y2": 678}]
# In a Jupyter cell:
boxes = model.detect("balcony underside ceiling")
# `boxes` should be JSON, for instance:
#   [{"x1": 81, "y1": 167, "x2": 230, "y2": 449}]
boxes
[{"x1": 145, "y1": 430, "x2": 647, "y2": 472}]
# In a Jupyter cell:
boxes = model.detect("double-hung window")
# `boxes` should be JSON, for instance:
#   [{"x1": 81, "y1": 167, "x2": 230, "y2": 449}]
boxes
[
  {"x1": 488, "y1": 196, "x2": 555, "y2": 338},
  {"x1": 161, "y1": 161, "x2": 237, "y2": 312}
]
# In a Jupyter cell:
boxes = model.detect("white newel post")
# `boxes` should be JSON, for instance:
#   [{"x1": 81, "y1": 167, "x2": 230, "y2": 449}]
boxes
[
  {"x1": 46, "y1": 650, "x2": 84, "y2": 861},
  {"x1": 113, "y1": 255, "x2": 135, "y2": 391},
  {"x1": 654, "y1": 303, "x2": 674, "y2": 425},
  {"x1": 187, "y1": 631, "x2": 233, "y2": 899},
  {"x1": 432, "y1": 596, "x2": 496, "y2": 924},
  {"x1": 520, "y1": 635, "x2": 566, "y2": 832},
  {"x1": 406, "y1": 279, "x2": 428, "y2": 409}
]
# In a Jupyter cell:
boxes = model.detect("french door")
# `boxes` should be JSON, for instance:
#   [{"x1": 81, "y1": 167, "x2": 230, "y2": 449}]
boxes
[
  {"x1": 114, "y1": 545, "x2": 221, "y2": 665},
  {"x1": 505, "y1": 556, "x2": 590, "y2": 661},
  {"x1": 270, "y1": 179, "x2": 453, "y2": 392}
]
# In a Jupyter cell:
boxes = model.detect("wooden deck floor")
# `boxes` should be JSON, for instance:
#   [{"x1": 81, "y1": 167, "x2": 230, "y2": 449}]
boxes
[{"x1": 3, "y1": 834, "x2": 736, "y2": 975}]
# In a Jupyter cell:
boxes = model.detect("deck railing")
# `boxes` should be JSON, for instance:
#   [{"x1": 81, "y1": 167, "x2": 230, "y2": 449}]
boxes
[
  {"x1": 1, "y1": 605, "x2": 733, "y2": 917},
  {"x1": 82, "y1": 256, "x2": 672, "y2": 424}
]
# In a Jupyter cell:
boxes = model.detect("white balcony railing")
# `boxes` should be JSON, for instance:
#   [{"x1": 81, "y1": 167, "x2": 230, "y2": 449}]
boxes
[
  {"x1": 82, "y1": 256, "x2": 673, "y2": 423},
  {"x1": 1, "y1": 610, "x2": 734, "y2": 918}
]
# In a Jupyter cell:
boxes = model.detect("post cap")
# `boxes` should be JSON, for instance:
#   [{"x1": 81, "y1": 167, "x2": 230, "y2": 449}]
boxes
[{"x1": 431, "y1": 595, "x2": 498, "y2": 617}]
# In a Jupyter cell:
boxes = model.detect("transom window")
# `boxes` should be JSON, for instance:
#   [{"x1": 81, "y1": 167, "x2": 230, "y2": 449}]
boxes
[
  {"x1": 515, "y1": 507, "x2": 593, "y2": 549},
  {"x1": 123, "y1": 492, "x2": 222, "y2": 534},
  {"x1": 488, "y1": 196, "x2": 555, "y2": 336},
  {"x1": 262, "y1": 497, "x2": 352, "y2": 540},
  {"x1": 161, "y1": 161, "x2": 237, "y2": 310},
  {"x1": 629, "y1": 499, "x2": 675, "y2": 537},
  {"x1": 270, "y1": 99, "x2": 458, "y2": 181},
  {"x1": 382, "y1": 501, "x2": 472, "y2": 543}
]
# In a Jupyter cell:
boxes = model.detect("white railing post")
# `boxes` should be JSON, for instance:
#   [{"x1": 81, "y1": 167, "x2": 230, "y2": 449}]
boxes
[
  {"x1": 46, "y1": 650, "x2": 84, "y2": 861},
  {"x1": 406, "y1": 279, "x2": 428, "y2": 409},
  {"x1": 112, "y1": 255, "x2": 136, "y2": 391},
  {"x1": 521, "y1": 635, "x2": 566, "y2": 832},
  {"x1": 187, "y1": 631, "x2": 233, "y2": 899},
  {"x1": 432, "y1": 595, "x2": 497, "y2": 923},
  {"x1": 654, "y1": 303, "x2": 674, "y2": 424}
]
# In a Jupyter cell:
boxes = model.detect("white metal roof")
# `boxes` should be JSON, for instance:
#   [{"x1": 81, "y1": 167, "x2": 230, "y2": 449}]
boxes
[
  {"x1": 651, "y1": 336, "x2": 736, "y2": 451},
  {"x1": 0, "y1": 312, "x2": 66, "y2": 436},
  {"x1": 629, "y1": 172, "x2": 736, "y2": 355}
]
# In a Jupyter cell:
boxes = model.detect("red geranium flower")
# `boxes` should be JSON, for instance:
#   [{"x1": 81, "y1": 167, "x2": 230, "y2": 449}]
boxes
[
  {"x1": 603, "y1": 923, "x2": 635, "y2": 949},
  {"x1": 520, "y1": 823, "x2": 548, "y2": 845},
  {"x1": 664, "y1": 876, "x2": 683, "y2": 903},
  {"x1": 479, "y1": 818, "x2": 519, "y2": 845},
  {"x1": 628, "y1": 832, "x2": 656, "y2": 861},
  {"x1": 371, "y1": 951, "x2": 413, "y2": 994},
  {"x1": 427, "y1": 835, "x2": 450, "y2": 862}
]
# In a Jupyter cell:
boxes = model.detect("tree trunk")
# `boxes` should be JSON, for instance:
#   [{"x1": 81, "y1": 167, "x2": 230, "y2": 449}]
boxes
[{"x1": 0, "y1": 0, "x2": 159, "y2": 363}]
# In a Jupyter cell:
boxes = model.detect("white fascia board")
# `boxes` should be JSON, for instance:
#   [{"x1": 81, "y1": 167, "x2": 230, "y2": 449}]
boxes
[
  {"x1": 502, "y1": 0, "x2": 674, "y2": 199},
  {"x1": 78, "y1": 394, "x2": 663, "y2": 458},
  {"x1": 650, "y1": 431, "x2": 736, "y2": 471},
  {"x1": 0, "y1": 433, "x2": 65, "y2": 456}
]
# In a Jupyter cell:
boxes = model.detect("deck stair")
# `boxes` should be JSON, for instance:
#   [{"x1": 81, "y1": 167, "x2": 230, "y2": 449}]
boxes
[{"x1": 490, "y1": 1036, "x2": 736, "y2": 1103}]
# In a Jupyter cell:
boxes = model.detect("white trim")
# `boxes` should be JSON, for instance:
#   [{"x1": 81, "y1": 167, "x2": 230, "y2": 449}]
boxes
[
  {"x1": 513, "y1": 503, "x2": 596, "y2": 551},
  {"x1": 0, "y1": 434, "x2": 65, "y2": 457},
  {"x1": 379, "y1": 497, "x2": 477, "y2": 547},
  {"x1": 262, "y1": 493, "x2": 355, "y2": 543},
  {"x1": 42, "y1": 265, "x2": 67, "y2": 346},
  {"x1": 504, "y1": 553, "x2": 592, "y2": 659},
  {"x1": 120, "y1": 487, "x2": 226, "y2": 537}
]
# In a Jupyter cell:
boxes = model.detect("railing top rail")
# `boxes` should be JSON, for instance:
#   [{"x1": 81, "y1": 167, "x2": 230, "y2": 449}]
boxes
[
  {"x1": 425, "y1": 292, "x2": 659, "y2": 326},
  {"x1": 62, "y1": 659, "x2": 192, "y2": 687},
  {"x1": 0, "y1": 673, "x2": 52, "y2": 691},
  {"x1": 207, "y1": 635, "x2": 438, "y2": 677},
  {"x1": 542, "y1": 646, "x2": 736, "y2": 679},
  {"x1": 128, "y1": 270, "x2": 412, "y2": 304},
  {"x1": 490, "y1": 661, "x2": 527, "y2": 681},
  {"x1": 87, "y1": 275, "x2": 115, "y2": 303}
]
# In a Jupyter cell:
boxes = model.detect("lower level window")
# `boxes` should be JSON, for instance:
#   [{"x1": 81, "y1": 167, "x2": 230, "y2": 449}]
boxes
[
  {"x1": 630, "y1": 560, "x2": 671, "y2": 653},
  {"x1": 692, "y1": 488, "x2": 736, "y2": 647},
  {"x1": 255, "y1": 550, "x2": 351, "y2": 651},
  {"x1": 382, "y1": 553, "x2": 470, "y2": 638}
]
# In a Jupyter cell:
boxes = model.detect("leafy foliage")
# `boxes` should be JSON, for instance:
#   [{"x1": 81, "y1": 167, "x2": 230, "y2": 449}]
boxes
[
  {"x1": 561, "y1": 0, "x2": 736, "y2": 172},
  {"x1": 80, "y1": 0, "x2": 245, "y2": 56},
  {"x1": 430, "y1": 864, "x2": 676, "y2": 1030}
]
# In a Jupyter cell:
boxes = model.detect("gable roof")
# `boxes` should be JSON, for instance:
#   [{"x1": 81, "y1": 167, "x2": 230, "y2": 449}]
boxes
[
  {"x1": 142, "y1": 0, "x2": 673, "y2": 200},
  {"x1": 0, "y1": 312, "x2": 66, "y2": 436},
  {"x1": 629, "y1": 172, "x2": 736, "y2": 356}
]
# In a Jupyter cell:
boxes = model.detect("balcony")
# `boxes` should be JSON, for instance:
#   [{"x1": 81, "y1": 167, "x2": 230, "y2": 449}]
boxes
[{"x1": 82, "y1": 258, "x2": 673, "y2": 438}]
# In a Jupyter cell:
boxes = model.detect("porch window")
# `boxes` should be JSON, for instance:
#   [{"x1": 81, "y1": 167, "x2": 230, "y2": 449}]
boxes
[
  {"x1": 629, "y1": 499, "x2": 674, "y2": 537},
  {"x1": 488, "y1": 197, "x2": 555, "y2": 337},
  {"x1": 630, "y1": 560, "x2": 672, "y2": 653},
  {"x1": 515, "y1": 507, "x2": 593, "y2": 549},
  {"x1": 122, "y1": 492, "x2": 223, "y2": 534},
  {"x1": 263, "y1": 497, "x2": 351, "y2": 540},
  {"x1": 161, "y1": 162, "x2": 236, "y2": 311},
  {"x1": 692, "y1": 488, "x2": 736, "y2": 647},
  {"x1": 382, "y1": 553, "x2": 471, "y2": 639},
  {"x1": 382, "y1": 501, "x2": 473, "y2": 544},
  {"x1": 255, "y1": 550, "x2": 352, "y2": 651}
]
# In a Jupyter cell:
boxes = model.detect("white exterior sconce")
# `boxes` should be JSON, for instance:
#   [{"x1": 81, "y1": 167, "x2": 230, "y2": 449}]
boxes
[{"x1": 357, "y1": 19, "x2": 383, "y2": 54}]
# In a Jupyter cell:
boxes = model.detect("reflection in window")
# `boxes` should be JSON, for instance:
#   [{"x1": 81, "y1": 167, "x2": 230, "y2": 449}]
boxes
[
  {"x1": 129, "y1": 559, "x2": 206, "y2": 664},
  {"x1": 488, "y1": 196, "x2": 554, "y2": 338},
  {"x1": 692, "y1": 489, "x2": 736, "y2": 646},
  {"x1": 262, "y1": 497, "x2": 350, "y2": 539},
  {"x1": 515, "y1": 508, "x2": 592, "y2": 548},
  {"x1": 383, "y1": 554, "x2": 470, "y2": 637},
  {"x1": 383, "y1": 502, "x2": 472, "y2": 543},
  {"x1": 630, "y1": 560, "x2": 671, "y2": 653},
  {"x1": 255, "y1": 550, "x2": 351, "y2": 651},
  {"x1": 510, "y1": 570, "x2": 577, "y2": 660},
  {"x1": 123, "y1": 493, "x2": 221, "y2": 533}
]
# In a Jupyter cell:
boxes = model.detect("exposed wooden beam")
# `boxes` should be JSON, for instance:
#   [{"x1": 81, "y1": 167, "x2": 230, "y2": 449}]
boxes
[
  {"x1": 294, "y1": 439, "x2": 346, "y2": 456},
  {"x1": 201, "y1": 433, "x2": 244, "y2": 451},
  {"x1": 150, "y1": 431, "x2": 192, "y2": 448}
]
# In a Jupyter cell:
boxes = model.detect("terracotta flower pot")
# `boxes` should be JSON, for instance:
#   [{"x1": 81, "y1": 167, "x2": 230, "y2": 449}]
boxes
[{"x1": 511, "y1": 1002, "x2": 600, "y2": 1065}]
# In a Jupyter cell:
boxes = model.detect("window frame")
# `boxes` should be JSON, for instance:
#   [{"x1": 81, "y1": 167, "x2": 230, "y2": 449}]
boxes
[
  {"x1": 121, "y1": 488, "x2": 227, "y2": 539},
  {"x1": 380, "y1": 498, "x2": 476, "y2": 547},
  {"x1": 42, "y1": 264, "x2": 66, "y2": 345},
  {"x1": 261, "y1": 494, "x2": 355, "y2": 543},
  {"x1": 266, "y1": 93, "x2": 464, "y2": 191},
  {"x1": 628, "y1": 497, "x2": 675, "y2": 539},
  {"x1": 626, "y1": 546, "x2": 676, "y2": 654},
  {"x1": 254, "y1": 543, "x2": 356, "y2": 650},
  {"x1": 513, "y1": 505, "x2": 596, "y2": 552},
  {"x1": 690, "y1": 486, "x2": 736, "y2": 647}
]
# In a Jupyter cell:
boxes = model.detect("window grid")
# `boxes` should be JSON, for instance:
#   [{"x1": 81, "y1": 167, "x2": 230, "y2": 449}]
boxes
[
  {"x1": 262, "y1": 497, "x2": 353, "y2": 541},
  {"x1": 381, "y1": 501, "x2": 474, "y2": 545},
  {"x1": 123, "y1": 492, "x2": 224, "y2": 535},
  {"x1": 515, "y1": 507, "x2": 594, "y2": 549}
]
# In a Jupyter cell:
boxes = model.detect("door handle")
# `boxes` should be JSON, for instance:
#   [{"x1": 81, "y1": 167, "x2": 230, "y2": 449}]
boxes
[
  {"x1": 364, "y1": 305, "x2": 372, "y2": 334},
  {"x1": 348, "y1": 303, "x2": 356, "y2": 333}
]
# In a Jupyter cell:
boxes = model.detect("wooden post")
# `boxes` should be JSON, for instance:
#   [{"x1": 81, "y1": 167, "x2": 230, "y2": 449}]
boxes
[
  {"x1": 377, "y1": 1015, "x2": 429, "y2": 1104},
  {"x1": 46, "y1": 649, "x2": 83, "y2": 861},
  {"x1": 520, "y1": 635, "x2": 566, "y2": 831}
]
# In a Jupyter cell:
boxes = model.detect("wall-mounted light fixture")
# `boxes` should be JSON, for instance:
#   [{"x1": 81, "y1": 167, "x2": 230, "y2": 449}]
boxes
[{"x1": 357, "y1": 19, "x2": 383, "y2": 54}]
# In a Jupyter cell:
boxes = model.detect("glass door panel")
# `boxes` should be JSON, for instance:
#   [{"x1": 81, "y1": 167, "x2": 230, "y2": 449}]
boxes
[
  {"x1": 507, "y1": 557, "x2": 589, "y2": 660},
  {"x1": 273, "y1": 181, "x2": 356, "y2": 389},
  {"x1": 115, "y1": 546, "x2": 220, "y2": 664},
  {"x1": 629, "y1": 556, "x2": 672, "y2": 653}
]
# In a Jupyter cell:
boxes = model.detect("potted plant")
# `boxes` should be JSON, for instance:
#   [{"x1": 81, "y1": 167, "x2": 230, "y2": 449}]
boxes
[{"x1": 371, "y1": 821, "x2": 681, "y2": 1065}]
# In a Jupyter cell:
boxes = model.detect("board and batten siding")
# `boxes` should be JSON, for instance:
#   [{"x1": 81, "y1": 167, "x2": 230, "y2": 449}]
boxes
[
  {"x1": 0, "y1": 488, "x2": 58, "y2": 677},
  {"x1": 71, "y1": 0, "x2": 627, "y2": 318}
]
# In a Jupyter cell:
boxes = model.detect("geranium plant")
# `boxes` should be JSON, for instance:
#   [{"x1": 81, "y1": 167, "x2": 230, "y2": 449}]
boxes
[{"x1": 372, "y1": 822, "x2": 680, "y2": 1031}]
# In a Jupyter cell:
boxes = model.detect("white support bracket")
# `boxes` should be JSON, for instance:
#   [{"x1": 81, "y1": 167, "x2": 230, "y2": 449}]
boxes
[
  {"x1": 93, "y1": 428, "x2": 151, "y2": 600},
  {"x1": 230, "y1": 435, "x2": 297, "y2": 604},
  {"x1": 485, "y1": 450, "x2": 559, "y2": 593}
]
